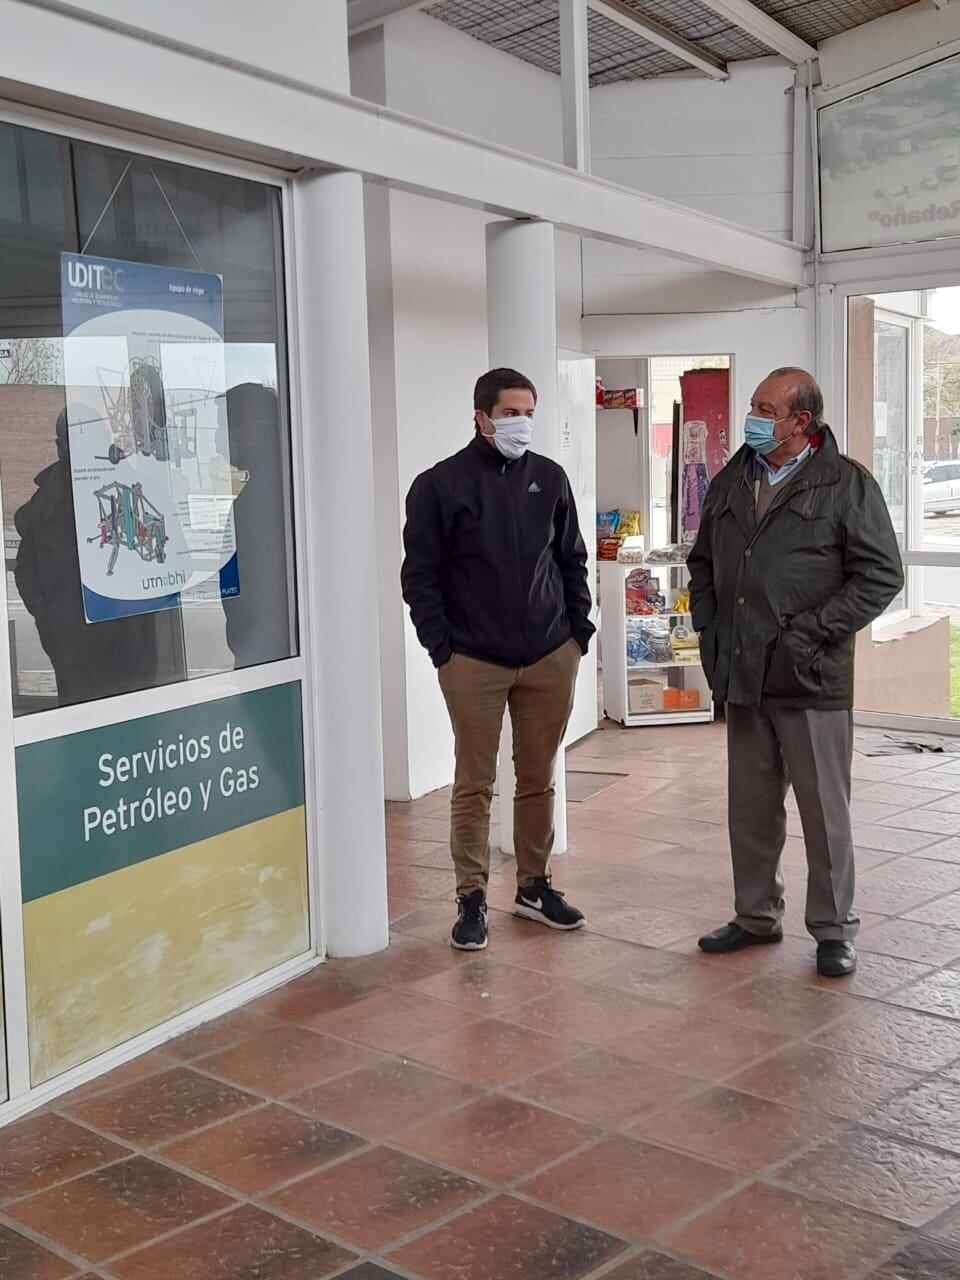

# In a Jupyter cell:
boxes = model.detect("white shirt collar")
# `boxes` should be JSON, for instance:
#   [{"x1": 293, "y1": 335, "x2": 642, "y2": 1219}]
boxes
[{"x1": 756, "y1": 444, "x2": 812, "y2": 487}]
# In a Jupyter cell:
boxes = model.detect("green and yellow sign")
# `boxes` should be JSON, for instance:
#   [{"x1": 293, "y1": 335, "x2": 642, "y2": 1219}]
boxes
[{"x1": 17, "y1": 682, "x2": 310, "y2": 1084}]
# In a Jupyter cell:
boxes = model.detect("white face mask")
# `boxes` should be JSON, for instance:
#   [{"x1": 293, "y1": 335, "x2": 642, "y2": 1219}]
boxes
[{"x1": 489, "y1": 414, "x2": 533, "y2": 460}]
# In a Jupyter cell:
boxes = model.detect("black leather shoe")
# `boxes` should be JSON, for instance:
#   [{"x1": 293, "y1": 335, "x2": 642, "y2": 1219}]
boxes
[
  {"x1": 817, "y1": 940, "x2": 857, "y2": 977},
  {"x1": 698, "y1": 922, "x2": 783, "y2": 954}
]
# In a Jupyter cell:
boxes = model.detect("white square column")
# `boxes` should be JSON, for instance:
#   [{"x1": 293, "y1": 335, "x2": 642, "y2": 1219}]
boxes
[{"x1": 485, "y1": 219, "x2": 569, "y2": 859}]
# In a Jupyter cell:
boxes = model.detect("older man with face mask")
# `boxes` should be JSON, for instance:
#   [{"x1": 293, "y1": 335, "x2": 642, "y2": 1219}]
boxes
[{"x1": 688, "y1": 368, "x2": 903, "y2": 977}]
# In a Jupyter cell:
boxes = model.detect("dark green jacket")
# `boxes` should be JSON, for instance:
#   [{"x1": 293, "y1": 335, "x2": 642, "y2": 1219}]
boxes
[{"x1": 688, "y1": 429, "x2": 903, "y2": 710}]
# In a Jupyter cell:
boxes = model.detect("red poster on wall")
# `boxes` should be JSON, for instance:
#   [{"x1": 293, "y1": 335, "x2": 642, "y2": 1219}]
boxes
[{"x1": 678, "y1": 368, "x2": 730, "y2": 543}]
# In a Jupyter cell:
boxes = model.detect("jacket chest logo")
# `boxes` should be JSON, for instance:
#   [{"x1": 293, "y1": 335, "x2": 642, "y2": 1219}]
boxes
[{"x1": 528, "y1": 481, "x2": 541, "y2": 493}]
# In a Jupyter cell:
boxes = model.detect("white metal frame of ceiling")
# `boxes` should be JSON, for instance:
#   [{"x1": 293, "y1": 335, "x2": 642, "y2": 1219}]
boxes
[
  {"x1": 4, "y1": 0, "x2": 807, "y2": 289},
  {"x1": 406, "y1": 0, "x2": 921, "y2": 84}
]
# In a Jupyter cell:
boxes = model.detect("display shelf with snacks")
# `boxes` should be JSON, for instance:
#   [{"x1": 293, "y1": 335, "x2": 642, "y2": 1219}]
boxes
[{"x1": 599, "y1": 557, "x2": 714, "y2": 728}]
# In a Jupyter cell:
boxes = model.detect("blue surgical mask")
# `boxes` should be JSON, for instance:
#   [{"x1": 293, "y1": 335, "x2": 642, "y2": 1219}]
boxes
[
  {"x1": 745, "y1": 413, "x2": 792, "y2": 457},
  {"x1": 490, "y1": 415, "x2": 533, "y2": 461}
]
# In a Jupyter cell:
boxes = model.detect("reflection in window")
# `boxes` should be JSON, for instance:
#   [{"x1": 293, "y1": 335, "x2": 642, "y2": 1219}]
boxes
[
  {"x1": 873, "y1": 320, "x2": 908, "y2": 545},
  {"x1": 0, "y1": 123, "x2": 298, "y2": 715}
]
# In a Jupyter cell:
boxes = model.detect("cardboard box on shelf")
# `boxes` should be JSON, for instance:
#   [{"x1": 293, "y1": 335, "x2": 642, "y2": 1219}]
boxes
[
  {"x1": 628, "y1": 678, "x2": 665, "y2": 715},
  {"x1": 678, "y1": 689, "x2": 701, "y2": 710}
]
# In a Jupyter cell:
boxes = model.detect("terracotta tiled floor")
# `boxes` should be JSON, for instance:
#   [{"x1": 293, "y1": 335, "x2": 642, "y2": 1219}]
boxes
[{"x1": 7, "y1": 719, "x2": 960, "y2": 1278}]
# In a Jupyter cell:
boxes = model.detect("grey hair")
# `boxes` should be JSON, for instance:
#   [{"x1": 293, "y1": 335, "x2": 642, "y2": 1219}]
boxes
[{"x1": 768, "y1": 367, "x2": 825, "y2": 436}]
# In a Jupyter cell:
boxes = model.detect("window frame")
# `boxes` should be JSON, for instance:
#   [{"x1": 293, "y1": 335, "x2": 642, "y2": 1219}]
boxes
[{"x1": 0, "y1": 100, "x2": 322, "y2": 1114}]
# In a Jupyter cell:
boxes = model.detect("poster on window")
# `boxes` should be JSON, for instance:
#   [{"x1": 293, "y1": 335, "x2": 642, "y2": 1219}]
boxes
[
  {"x1": 16, "y1": 681, "x2": 308, "y2": 1084},
  {"x1": 61, "y1": 253, "x2": 241, "y2": 623},
  {"x1": 820, "y1": 54, "x2": 960, "y2": 252}
]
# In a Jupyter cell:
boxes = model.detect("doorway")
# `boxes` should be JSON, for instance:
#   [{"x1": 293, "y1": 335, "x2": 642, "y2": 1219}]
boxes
[{"x1": 594, "y1": 355, "x2": 732, "y2": 726}]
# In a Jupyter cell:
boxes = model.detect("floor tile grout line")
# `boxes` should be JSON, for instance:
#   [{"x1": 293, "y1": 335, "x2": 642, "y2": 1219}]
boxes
[
  {"x1": 87, "y1": 1201, "x2": 244, "y2": 1270},
  {"x1": 2, "y1": 1106, "x2": 376, "y2": 1267},
  {"x1": 11, "y1": 875, "x2": 960, "y2": 1254},
  {"x1": 17, "y1": 1076, "x2": 663, "y2": 1272},
  {"x1": 849, "y1": 1235, "x2": 921, "y2": 1280},
  {"x1": 0, "y1": 1147, "x2": 145, "y2": 1210},
  {"x1": 266, "y1": 1185, "x2": 504, "y2": 1271},
  {"x1": 24, "y1": 1018, "x2": 756, "y2": 1216},
  {"x1": 8, "y1": 1050, "x2": 802, "y2": 1279},
  {"x1": 13, "y1": 1098, "x2": 384, "y2": 1213},
  {"x1": 762, "y1": 1161, "x2": 960, "y2": 1231},
  {"x1": 582, "y1": 1239, "x2": 735, "y2": 1280},
  {"x1": 33, "y1": 952, "x2": 957, "y2": 1152},
  {"x1": 0, "y1": 1204, "x2": 109, "y2": 1275}
]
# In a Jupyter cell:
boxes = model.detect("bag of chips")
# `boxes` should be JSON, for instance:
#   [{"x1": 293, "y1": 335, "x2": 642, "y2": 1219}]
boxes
[
  {"x1": 597, "y1": 510, "x2": 621, "y2": 539},
  {"x1": 618, "y1": 510, "x2": 642, "y2": 539}
]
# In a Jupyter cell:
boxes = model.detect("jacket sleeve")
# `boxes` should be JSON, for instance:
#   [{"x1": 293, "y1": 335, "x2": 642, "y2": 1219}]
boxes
[
  {"x1": 794, "y1": 470, "x2": 904, "y2": 644},
  {"x1": 554, "y1": 476, "x2": 595, "y2": 654},
  {"x1": 688, "y1": 491, "x2": 719, "y2": 632},
  {"x1": 400, "y1": 472, "x2": 453, "y2": 669}
]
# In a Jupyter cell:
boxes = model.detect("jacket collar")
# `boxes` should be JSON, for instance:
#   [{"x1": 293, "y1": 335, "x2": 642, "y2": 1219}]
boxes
[
  {"x1": 470, "y1": 433, "x2": 522, "y2": 468},
  {"x1": 735, "y1": 424, "x2": 843, "y2": 492},
  {"x1": 723, "y1": 426, "x2": 842, "y2": 540}
]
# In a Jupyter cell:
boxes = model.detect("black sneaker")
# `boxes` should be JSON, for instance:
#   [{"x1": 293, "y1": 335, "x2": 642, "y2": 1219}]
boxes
[
  {"x1": 514, "y1": 877, "x2": 585, "y2": 931},
  {"x1": 452, "y1": 890, "x2": 488, "y2": 951}
]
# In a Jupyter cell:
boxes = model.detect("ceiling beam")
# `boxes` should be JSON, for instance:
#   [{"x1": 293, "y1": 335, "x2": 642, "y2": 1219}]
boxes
[
  {"x1": 696, "y1": 0, "x2": 817, "y2": 65},
  {"x1": 0, "y1": 0, "x2": 807, "y2": 286},
  {"x1": 588, "y1": 0, "x2": 728, "y2": 80},
  {"x1": 347, "y1": 0, "x2": 429, "y2": 35},
  {"x1": 560, "y1": 0, "x2": 591, "y2": 171}
]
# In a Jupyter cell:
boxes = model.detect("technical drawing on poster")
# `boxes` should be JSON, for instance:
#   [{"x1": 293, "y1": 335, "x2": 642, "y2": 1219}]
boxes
[
  {"x1": 61, "y1": 253, "x2": 241, "y2": 623},
  {"x1": 90, "y1": 481, "x2": 167, "y2": 577}
]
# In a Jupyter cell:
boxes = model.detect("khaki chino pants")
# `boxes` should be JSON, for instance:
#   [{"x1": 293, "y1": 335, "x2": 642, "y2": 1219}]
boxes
[{"x1": 439, "y1": 640, "x2": 581, "y2": 896}]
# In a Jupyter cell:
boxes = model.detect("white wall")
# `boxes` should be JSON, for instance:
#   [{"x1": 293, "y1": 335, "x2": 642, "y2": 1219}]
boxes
[
  {"x1": 371, "y1": 9, "x2": 563, "y2": 161},
  {"x1": 392, "y1": 191, "x2": 490, "y2": 801},
  {"x1": 350, "y1": 24, "x2": 387, "y2": 104},
  {"x1": 53, "y1": 0, "x2": 350, "y2": 92},
  {"x1": 354, "y1": 14, "x2": 587, "y2": 800},
  {"x1": 595, "y1": 360, "x2": 645, "y2": 516},
  {"x1": 586, "y1": 59, "x2": 798, "y2": 315},
  {"x1": 559, "y1": 353, "x2": 599, "y2": 746},
  {"x1": 370, "y1": 185, "x2": 588, "y2": 800},
  {"x1": 591, "y1": 60, "x2": 794, "y2": 233},
  {"x1": 819, "y1": 1, "x2": 960, "y2": 90},
  {"x1": 585, "y1": 306, "x2": 816, "y2": 432}
]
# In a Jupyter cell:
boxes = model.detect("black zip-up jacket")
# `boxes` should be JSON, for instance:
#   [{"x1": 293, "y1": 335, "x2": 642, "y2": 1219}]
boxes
[
  {"x1": 401, "y1": 435, "x2": 595, "y2": 669},
  {"x1": 688, "y1": 428, "x2": 903, "y2": 710}
]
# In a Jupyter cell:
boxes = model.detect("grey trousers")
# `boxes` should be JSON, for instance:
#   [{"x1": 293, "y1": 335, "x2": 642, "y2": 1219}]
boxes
[{"x1": 727, "y1": 702, "x2": 859, "y2": 943}]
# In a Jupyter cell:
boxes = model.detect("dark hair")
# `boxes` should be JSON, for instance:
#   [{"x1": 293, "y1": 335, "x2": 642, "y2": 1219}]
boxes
[
  {"x1": 768, "y1": 366, "x2": 825, "y2": 436},
  {"x1": 473, "y1": 367, "x2": 537, "y2": 417}
]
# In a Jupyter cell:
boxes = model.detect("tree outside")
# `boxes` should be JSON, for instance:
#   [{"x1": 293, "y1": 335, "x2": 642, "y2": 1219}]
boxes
[{"x1": 0, "y1": 339, "x2": 62, "y2": 387}]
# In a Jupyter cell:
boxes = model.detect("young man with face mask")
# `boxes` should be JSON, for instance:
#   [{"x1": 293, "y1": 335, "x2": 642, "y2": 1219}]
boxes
[
  {"x1": 688, "y1": 368, "x2": 903, "y2": 978},
  {"x1": 401, "y1": 367, "x2": 594, "y2": 951}
]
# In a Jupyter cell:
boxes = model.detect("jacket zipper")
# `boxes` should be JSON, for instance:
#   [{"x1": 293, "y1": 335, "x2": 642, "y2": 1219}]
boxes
[{"x1": 504, "y1": 464, "x2": 527, "y2": 665}]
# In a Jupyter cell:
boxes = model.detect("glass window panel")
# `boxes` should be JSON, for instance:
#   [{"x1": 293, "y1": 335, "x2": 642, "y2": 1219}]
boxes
[
  {"x1": 919, "y1": 287, "x2": 960, "y2": 554},
  {"x1": 820, "y1": 52, "x2": 960, "y2": 253},
  {"x1": 0, "y1": 122, "x2": 298, "y2": 715},
  {"x1": 873, "y1": 320, "x2": 908, "y2": 546}
]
